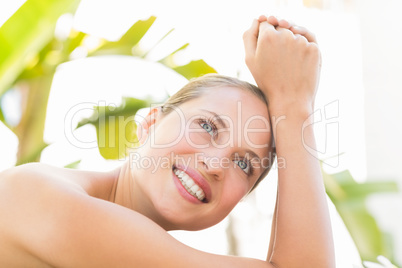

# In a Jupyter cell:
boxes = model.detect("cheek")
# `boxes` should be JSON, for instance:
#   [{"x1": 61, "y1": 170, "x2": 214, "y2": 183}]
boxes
[
  {"x1": 153, "y1": 119, "x2": 211, "y2": 152},
  {"x1": 151, "y1": 114, "x2": 187, "y2": 147},
  {"x1": 220, "y1": 175, "x2": 250, "y2": 207},
  {"x1": 186, "y1": 131, "x2": 210, "y2": 148},
  {"x1": 153, "y1": 126, "x2": 183, "y2": 146}
]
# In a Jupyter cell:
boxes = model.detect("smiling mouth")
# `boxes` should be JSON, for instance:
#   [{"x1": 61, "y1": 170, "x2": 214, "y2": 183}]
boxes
[{"x1": 173, "y1": 166, "x2": 207, "y2": 203}]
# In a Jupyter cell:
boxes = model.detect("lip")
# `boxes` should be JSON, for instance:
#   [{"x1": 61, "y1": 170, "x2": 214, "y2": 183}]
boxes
[{"x1": 172, "y1": 164, "x2": 212, "y2": 204}]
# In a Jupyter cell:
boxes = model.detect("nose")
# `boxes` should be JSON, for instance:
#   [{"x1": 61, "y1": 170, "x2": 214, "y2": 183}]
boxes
[{"x1": 197, "y1": 153, "x2": 226, "y2": 181}]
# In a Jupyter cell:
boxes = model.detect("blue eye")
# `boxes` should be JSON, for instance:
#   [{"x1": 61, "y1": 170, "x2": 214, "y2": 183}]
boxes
[
  {"x1": 200, "y1": 121, "x2": 217, "y2": 137},
  {"x1": 197, "y1": 117, "x2": 218, "y2": 138},
  {"x1": 234, "y1": 159, "x2": 250, "y2": 174},
  {"x1": 201, "y1": 123, "x2": 213, "y2": 134}
]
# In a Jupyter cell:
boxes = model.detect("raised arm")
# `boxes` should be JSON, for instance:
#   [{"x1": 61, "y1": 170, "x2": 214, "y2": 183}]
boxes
[
  {"x1": 243, "y1": 17, "x2": 335, "y2": 267},
  {"x1": 0, "y1": 17, "x2": 334, "y2": 268}
]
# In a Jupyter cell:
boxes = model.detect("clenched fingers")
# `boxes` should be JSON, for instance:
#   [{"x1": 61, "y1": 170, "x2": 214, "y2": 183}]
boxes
[
  {"x1": 243, "y1": 19, "x2": 260, "y2": 58},
  {"x1": 290, "y1": 25, "x2": 317, "y2": 43}
]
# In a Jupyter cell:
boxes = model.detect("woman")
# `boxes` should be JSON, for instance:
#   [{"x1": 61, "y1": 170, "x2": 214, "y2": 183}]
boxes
[{"x1": 0, "y1": 16, "x2": 335, "y2": 267}]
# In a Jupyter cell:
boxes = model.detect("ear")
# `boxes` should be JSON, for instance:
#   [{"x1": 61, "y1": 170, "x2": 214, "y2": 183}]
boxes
[{"x1": 137, "y1": 107, "x2": 161, "y2": 145}]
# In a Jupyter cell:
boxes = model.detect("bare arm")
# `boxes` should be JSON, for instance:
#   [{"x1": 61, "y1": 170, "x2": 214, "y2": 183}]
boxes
[
  {"x1": 0, "y1": 166, "x2": 274, "y2": 268},
  {"x1": 243, "y1": 18, "x2": 335, "y2": 267},
  {"x1": 0, "y1": 17, "x2": 334, "y2": 267}
]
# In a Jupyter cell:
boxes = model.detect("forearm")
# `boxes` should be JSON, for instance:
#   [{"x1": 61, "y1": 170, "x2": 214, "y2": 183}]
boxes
[
  {"x1": 242, "y1": 16, "x2": 334, "y2": 266},
  {"x1": 267, "y1": 106, "x2": 335, "y2": 267}
]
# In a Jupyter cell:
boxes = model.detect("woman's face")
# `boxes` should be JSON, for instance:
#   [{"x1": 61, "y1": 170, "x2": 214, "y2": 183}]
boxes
[{"x1": 133, "y1": 86, "x2": 272, "y2": 230}]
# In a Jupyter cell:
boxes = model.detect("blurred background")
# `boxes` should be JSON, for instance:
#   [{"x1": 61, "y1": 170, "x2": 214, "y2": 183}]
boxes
[{"x1": 0, "y1": 0, "x2": 401, "y2": 267}]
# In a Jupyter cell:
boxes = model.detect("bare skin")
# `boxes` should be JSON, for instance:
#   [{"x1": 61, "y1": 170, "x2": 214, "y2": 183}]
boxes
[{"x1": 0, "y1": 17, "x2": 335, "y2": 267}]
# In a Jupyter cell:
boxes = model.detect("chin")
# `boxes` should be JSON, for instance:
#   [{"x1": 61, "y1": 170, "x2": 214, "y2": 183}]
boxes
[
  {"x1": 150, "y1": 206, "x2": 211, "y2": 231},
  {"x1": 159, "y1": 210, "x2": 227, "y2": 232},
  {"x1": 166, "y1": 222, "x2": 215, "y2": 232},
  {"x1": 157, "y1": 213, "x2": 213, "y2": 231}
]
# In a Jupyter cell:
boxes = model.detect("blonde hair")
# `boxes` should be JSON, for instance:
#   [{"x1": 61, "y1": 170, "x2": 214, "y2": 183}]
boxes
[{"x1": 161, "y1": 74, "x2": 275, "y2": 192}]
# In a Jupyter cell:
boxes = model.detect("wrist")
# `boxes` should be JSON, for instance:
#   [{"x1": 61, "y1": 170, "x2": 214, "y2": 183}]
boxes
[
  {"x1": 268, "y1": 104, "x2": 316, "y2": 146},
  {"x1": 268, "y1": 102, "x2": 314, "y2": 119}
]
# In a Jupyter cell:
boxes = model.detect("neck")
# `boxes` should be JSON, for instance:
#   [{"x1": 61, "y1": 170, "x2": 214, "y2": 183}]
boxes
[
  {"x1": 114, "y1": 161, "x2": 137, "y2": 209},
  {"x1": 113, "y1": 160, "x2": 176, "y2": 231},
  {"x1": 77, "y1": 167, "x2": 119, "y2": 202}
]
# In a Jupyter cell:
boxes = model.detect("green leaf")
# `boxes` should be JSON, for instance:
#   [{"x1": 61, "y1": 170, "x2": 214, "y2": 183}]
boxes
[
  {"x1": 158, "y1": 43, "x2": 190, "y2": 66},
  {"x1": 157, "y1": 42, "x2": 217, "y2": 80},
  {"x1": 118, "y1": 16, "x2": 157, "y2": 47},
  {"x1": 66, "y1": 31, "x2": 87, "y2": 54},
  {"x1": 331, "y1": 169, "x2": 355, "y2": 184},
  {"x1": 339, "y1": 200, "x2": 385, "y2": 259},
  {"x1": 0, "y1": 102, "x2": 5, "y2": 123},
  {"x1": 17, "y1": 39, "x2": 61, "y2": 81},
  {"x1": 64, "y1": 160, "x2": 81, "y2": 169},
  {"x1": 77, "y1": 97, "x2": 149, "y2": 160},
  {"x1": 0, "y1": 0, "x2": 81, "y2": 97},
  {"x1": 323, "y1": 169, "x2": 398, "y2": 262},
  {"x1": 90, "y1": 16, "x2": 157, "y2": 57},
  {"x1": 322, "y1": 171, "x2": 347, "y2": 200},
  {"x1": 169, "y1": 59, "x2": 217, "y2": 80},
  {"x1": 325, "y1": 169, "x2": 398, "y2": 198},
  {"x1": 141, "y1": 28, "x2": 175, "y2": 58},
  {"x1": 340, "y1": 181, "x2": 398, "y2": 198}
]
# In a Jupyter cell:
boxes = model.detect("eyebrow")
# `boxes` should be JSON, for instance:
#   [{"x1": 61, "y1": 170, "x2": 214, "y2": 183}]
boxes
[
  {"x1": 244, "y1": 149, "x2": 262, "y2": 166},
  {"x1": 245, "y1": 150, "x2": 260, "y2": 161},
  {"x1": 200, "y1": 109, "x2": 229, "y2": 129}
]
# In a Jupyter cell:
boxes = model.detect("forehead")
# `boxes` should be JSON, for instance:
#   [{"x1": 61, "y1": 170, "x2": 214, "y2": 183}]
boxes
[{"x1": 184, "y1": 86, "x2": 269, "y2": 119}]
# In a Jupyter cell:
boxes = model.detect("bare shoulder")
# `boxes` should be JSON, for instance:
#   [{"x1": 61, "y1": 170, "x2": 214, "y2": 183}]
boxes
[
  {"x1": 0, "y1": 162, "x2": 86, "y2": 187},
  {"x1": 0, "y1": 162, "x2": 115, "y2": 197},
  {"x1": 0, "y1": 163, "x2": 82, "y2": 201},
  {"x1": 0, "y1": 163, "x2": 99, "y2": 266},
  {"x1": 0, "y1": 164, "x2": 274, "y2": 268}
]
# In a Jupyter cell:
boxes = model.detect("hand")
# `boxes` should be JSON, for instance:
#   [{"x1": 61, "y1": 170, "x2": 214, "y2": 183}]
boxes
[
  {"x1": 260, "y1": 15, "x2": 318, "y2": 44},
  {"x1": 243, "y1": 16, "x2": 321, "y2": 112}
]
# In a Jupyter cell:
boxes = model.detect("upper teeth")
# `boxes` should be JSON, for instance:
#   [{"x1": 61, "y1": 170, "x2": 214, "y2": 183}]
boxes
[{"x1": 174, "y1": 168, "x2": 205, "y2": 201}]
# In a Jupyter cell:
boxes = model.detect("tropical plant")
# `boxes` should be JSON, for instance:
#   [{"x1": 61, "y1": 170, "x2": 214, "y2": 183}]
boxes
[
  {"x1": 0, "y1": 0, "x2": 216, "y2": 164},
  {"x1": 358, "y1": 255, "x2": 399, "y2": 268},
  {"x1": 0, "y1": 0, "x2": 82, "y2": 164},
  {"x1": 323, "y1": 166, "x2": 398, "y2": 264}
]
